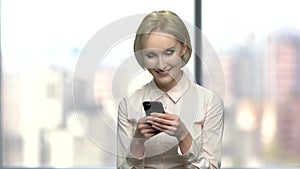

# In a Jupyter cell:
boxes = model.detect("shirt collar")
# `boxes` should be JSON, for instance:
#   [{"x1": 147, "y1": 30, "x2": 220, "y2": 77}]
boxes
[{"x1": 148, "y1": 73, "x2": 191, "y2": 103}]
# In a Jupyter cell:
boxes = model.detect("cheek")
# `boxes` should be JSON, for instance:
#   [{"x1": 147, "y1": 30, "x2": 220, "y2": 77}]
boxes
[
  {"x1": 165, "y1": 56, "x2": 183, "y2": 67},
  {"x1": 143, "y1": 57, "x2": 157, "y2": 68}
]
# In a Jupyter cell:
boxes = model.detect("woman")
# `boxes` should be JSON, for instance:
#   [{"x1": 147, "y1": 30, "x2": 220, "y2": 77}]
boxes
[{"x1": 117, "y1": 10, "x2": 224, "y2": 169}]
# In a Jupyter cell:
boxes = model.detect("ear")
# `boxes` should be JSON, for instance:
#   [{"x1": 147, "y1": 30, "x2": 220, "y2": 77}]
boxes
[{"x1": 181, "y1": 42, "x2": 187, "y2": 56}]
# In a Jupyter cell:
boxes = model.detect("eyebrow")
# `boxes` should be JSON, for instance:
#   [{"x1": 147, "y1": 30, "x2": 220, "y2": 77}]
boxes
[
  {"x1": 144, "y1": 47, "x2": 176, "y2": 52},
  {"x1": 165, "y1": 47, "x2": 175, "y2": 50}
]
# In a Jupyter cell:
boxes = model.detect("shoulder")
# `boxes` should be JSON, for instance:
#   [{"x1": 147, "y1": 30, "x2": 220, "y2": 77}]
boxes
[
  {"x1": 127, "y1": 82, "x2": 151, "y2": 102},
  {"x1": 190, "y1": 82, "x2": 214, "y2": 97},
  {"x1": 118, "y1": 82, "x2": 152, "y2": 118},
  {"x1": 190, "y1": 82, "x2": 223, "y2": 105}
]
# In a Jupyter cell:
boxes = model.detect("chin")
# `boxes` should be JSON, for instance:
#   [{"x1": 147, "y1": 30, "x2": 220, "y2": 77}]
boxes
[{"x1": 155, "y1": 77, "x2": 173, "y2": 86}]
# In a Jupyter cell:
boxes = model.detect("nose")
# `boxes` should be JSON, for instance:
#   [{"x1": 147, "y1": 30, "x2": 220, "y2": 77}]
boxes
[{"x1": 157, "y1": 55, "x2": 167, "y2": 70}]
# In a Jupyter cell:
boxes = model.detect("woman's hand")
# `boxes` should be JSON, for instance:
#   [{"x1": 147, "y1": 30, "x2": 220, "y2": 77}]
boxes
[
  {"x1": 147, "y1": 112, "x2": 189, "y2": 141},
  {"x1": 134, "y1": 116, "x2": 158, "y2": 139},
  {"x1": 130, "y1": 116, "x2": 158, "y2": 158}
]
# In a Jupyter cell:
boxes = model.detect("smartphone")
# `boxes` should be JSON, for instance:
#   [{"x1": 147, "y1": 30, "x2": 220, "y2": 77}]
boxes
[{"x1": 142, "y1": 101, "x2": 165, "y2": 116}]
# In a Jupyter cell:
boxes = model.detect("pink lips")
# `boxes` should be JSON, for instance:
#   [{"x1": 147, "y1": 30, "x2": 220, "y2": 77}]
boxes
[{"x1": 155, "y1": 70, "x2": 170, "y2": 77}]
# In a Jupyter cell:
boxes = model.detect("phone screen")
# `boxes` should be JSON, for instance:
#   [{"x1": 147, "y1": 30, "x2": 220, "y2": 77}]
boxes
[{"x1": 143, "y1": 101, "x2": 165, "y2": 116}]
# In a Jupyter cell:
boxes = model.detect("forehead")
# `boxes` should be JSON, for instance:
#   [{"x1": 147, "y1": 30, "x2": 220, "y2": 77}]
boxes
[{"x1": 143, "y1": 32, "x2": 178, "y2": 50}]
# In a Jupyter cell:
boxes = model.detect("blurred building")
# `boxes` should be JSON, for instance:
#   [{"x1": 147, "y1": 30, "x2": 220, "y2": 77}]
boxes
[
  {"x1": 265, "y1": 28, "x2": 300, "y2": 160},
  {"x1": 216, "y1": 35, "x2": 264, "y2": 166},
  {"x1": 203, "y1": 28, "x2": 300, "y2": 166},
  {"x1": 2, "y1": 65, "x2": 116, "y2": 167},
  {"x1": 2, "y1": 73, "x2": 23, "y2": 165}
]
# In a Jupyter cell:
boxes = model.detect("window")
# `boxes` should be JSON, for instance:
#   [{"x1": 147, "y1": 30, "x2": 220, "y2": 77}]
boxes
[
  {"x1": 3, "y1": 1, "x2": 300, "y2": 168},
  {"x1": 202, "y1": 0, "x2": 300, "y2": 168},
  {"x1": 1, "y1": 0, "x2": 194, "y2": 168}
]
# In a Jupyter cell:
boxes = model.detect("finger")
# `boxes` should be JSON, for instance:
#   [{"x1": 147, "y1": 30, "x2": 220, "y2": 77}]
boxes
[
  {"x1": 138, "y1": 123, "x2": 154, "y2": 131},
  {"x1": 151, "y1": 124, "x2": 165, "y2": 132},
  {"x1": 140, "y1": 128, "x2": 157, "y2": 134},
  {"x1": 151, "y1": 121, "x2": 174, "y2": 131},
  {"x1": 151, "y1": 112, "x2": 178, "y2": 120},
  {"x1": 148, "y1": 116, "x2": 174, "y2": 126},
  {"x1": 150, "y1": 112, "x2": 165, "y2": 118},
  {"x1": 163, "y1": 113, "x2": 179, "y2": 120},
  {"x1": 152, "y1": 124, "x2": 175, "y2": 132},
  {"x1": 147, "y1": 115, "x2": 161, "y2": 121}
]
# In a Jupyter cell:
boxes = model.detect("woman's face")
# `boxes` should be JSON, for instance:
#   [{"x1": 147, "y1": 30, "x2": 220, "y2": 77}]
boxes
[{"x1": 142, "y1": 32, "x2": 187, "y2": 91}]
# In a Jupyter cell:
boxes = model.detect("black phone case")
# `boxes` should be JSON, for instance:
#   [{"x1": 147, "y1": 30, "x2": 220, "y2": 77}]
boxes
[{"x1": 143, "y1": 101, "x2": 165, "y2": 116}]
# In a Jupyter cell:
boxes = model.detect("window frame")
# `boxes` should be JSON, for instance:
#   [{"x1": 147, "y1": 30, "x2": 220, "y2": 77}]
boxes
[
  {"x1": 0, "y1": 1, "x2": 200, "y2": 168},
  {"x1": 1, "y1": 0, "x2": 298, "y2": 168}
]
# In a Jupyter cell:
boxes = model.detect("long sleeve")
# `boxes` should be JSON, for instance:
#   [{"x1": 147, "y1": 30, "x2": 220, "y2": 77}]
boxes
[
  {"x1": 179, "y1": 94, "x2": 225, "y2": 169},
  {"x1": 117, "y1": 98, "x2": 144, "y2": 169},
  {"x1": 117, "y1": 75, "x2": 224, "y2": 168}
]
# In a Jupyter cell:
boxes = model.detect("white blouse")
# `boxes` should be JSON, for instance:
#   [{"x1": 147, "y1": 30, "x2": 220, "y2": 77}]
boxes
[{"x1": 117, "y1": 73, "x2": 224, "y2": 169}]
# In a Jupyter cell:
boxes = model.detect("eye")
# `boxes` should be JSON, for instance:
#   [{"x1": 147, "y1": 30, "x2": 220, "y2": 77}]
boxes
[
  {"x1": 145, "y1": 52, "x2": 157, "y2": 59},
  {"x1": 164, "y1": 49, "x2": 175, "y2": 56}
]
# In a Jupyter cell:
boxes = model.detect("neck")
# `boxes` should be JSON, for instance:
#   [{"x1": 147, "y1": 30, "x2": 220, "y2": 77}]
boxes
[{"x1": 156, "y1": 71, "x2": 183, "y2": 92}]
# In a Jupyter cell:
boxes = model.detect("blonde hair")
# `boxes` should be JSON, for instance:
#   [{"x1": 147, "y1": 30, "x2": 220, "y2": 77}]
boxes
[{"x1": 134, "y1": 10, "x2": 192, "y2": 68}]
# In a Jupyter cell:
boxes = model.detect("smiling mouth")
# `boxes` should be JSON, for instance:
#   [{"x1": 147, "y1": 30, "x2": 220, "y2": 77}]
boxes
[{"x1": 154, "y1": 69, "x2": 170, "y2": 77}]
